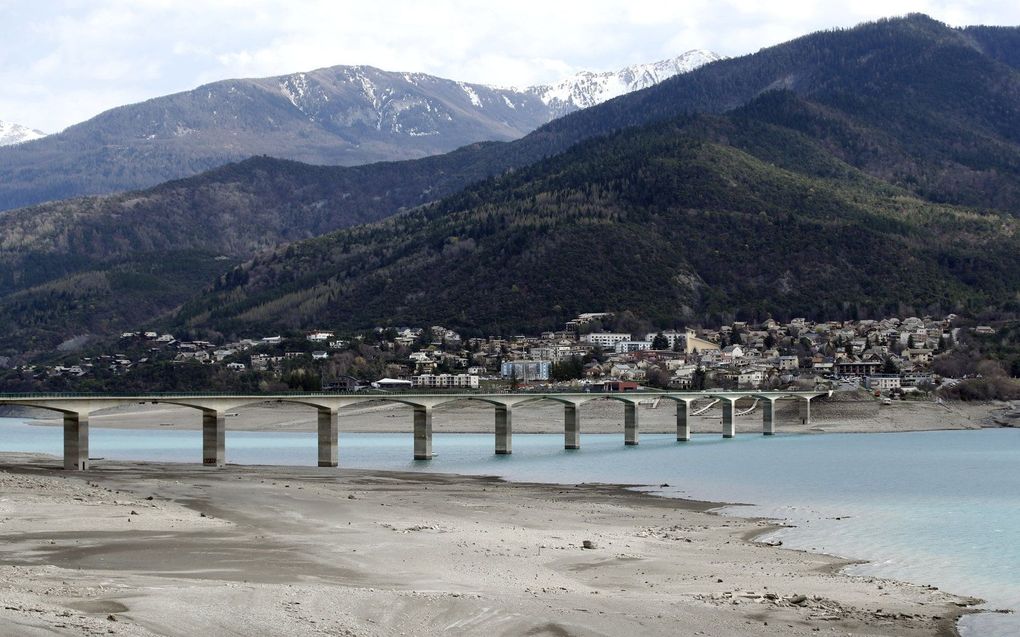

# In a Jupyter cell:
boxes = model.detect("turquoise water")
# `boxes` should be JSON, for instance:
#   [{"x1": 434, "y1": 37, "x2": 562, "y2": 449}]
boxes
[{"x1": 1, "y1": 418, "x2": 1017, "y2": 636}]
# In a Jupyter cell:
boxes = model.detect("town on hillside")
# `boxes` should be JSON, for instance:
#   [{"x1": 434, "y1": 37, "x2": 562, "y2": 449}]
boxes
[{"x1": 2, "y1": 312, "x2": 1002, "y2": 398}]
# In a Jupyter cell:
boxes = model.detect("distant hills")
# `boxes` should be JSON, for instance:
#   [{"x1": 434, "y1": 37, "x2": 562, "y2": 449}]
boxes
[
  {"x1": 3, "y1": 15, "x2": 1020, "y2": 360},
  {"x1": 0, "y1": 51, "x2": 718, "y2": 212},
  {"x1": 0, "y1": 120, "x2": 45, "y2": 146}
]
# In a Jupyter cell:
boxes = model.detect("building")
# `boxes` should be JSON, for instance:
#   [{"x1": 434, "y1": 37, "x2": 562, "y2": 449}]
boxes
[
  {"x1": 500, "y1": 360, "x2": 551, "y2": 381},
  {"x1": 777, "y1": 355, "x2": 800, "y2": 371},
  {"x1": 373, "y1": 378, "x2": 413, "y2": 389},
  {"x1": 684, "y1": 329, "x2": 720, "y2": 354},
  {"x1": 738, "y1": 369, "x2": 765, "y2": 388},
  {"x1": 614, "y1": 340, "x2": 652, "y2": 354},
  {"x1": 413, "y1": 374, "x2": 480, "y2": 389},
  {"x1": 307, "y1": 331, "x2": 334, "y2": 342},
  {"x1": 835, "y1": 359, "x2": 883, "y2": 376},
  {"x1": 582, "y1": 333, "x2": 631, "y2": 348},
  {"x1": 865, "y1": 374, "x2": 901, "y2": 391},
  {"x1": 644, "y1": 331, "x2": 684, "y2": 349}
]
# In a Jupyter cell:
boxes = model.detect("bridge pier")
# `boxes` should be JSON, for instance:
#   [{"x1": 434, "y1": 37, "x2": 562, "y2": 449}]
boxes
[
  {"x1": 495, "y1": 405, "x2": 512, "y2": 455},
  {"x1": 762, "y1": 398, "x2": 776, "y2": 435},
  {"x1": 676, "y1": 400, "x2": 691, "y2": 441},
  {"x1": 63, "y1": 412, "x2": 89, "y2": 471},
  {"x1": 721, "y1": 399, "x2": 736, "y2": 438},
  {"x1": 414, "y1": 405, "x2": 433, "y2": 460},
  {"x1": 624, "y1": 402, "x2": 639, "y2": 445},
  {"x1": 799, "y1": 397, "x2": 811, "y2": 425},
  {"x1": 202, "y1": 410, "x2": 226, "y2": 466},
  {"x1": 564, "y1": 404, "x2": 580, "y2": 450},
  {"x1": 317, "y1": 407, "x2": 339, "y2": 467}
]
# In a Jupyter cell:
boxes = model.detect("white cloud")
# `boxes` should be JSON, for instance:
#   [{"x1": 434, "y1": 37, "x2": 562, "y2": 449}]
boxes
[{"x1": 0, "y1": 0, "x2": 1018, "y2": 132}]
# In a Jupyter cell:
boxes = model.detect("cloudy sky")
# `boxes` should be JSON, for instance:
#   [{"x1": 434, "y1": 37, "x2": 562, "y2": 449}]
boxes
[{"x1": 2, "y1": 0, "x2": 1019, "y2": 132}]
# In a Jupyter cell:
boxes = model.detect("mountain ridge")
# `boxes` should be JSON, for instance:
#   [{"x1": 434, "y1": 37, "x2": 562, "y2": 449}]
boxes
[
  {"x1": 0, "y1": 51, "x2": 717, "y2": 211},
  {"x1": 0, "y1": 120, "x2": 46, "y2": 146}
]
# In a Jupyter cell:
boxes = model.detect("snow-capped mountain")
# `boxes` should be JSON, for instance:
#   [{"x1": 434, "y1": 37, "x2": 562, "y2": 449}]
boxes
[
  {"x1": 0, "y1": 120, "x2": 46, "y2": 146},
  {"x1": 0, "y1": 50, "x2": 720, "y2": 211},
  {"x1": 527, "y1": 50, "x2": 723, "y2": 116}
]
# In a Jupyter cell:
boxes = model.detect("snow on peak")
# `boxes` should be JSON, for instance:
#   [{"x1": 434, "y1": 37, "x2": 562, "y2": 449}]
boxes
[
  {"x1": 526, "y1": 49, "x2": 723, "y2": 114},
  {"x1": 0, "y1": 119, "x2": 46, "y2": 146}
]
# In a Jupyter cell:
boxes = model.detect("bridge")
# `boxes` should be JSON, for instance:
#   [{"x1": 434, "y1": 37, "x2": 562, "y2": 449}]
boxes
[{"x1": 0, "y1": 390, "x2": 829, "y2": 471}]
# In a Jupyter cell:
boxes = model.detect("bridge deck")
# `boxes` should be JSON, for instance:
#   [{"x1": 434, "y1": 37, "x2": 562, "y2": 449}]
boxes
[{"x1": 0, "y1": 390, "x2": 828, "y2": 470}]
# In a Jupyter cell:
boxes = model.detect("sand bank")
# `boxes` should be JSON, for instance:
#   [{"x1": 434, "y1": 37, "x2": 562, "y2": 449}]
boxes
[{"x1": 0, "y1": 455, "x2": 974, "y2": 636}]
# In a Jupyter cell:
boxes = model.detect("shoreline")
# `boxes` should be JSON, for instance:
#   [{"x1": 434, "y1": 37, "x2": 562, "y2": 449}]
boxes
[{"x1": 0, "y1": 452, "x2": 979, "y2": 636}]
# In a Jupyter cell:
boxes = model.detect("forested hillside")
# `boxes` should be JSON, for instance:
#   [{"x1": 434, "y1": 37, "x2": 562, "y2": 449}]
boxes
[
  {"x1": 4, "y1": 15, "x2": 1020, "y2": 358},
  {"x1": 175, "y1": 97, "x2": 1020, "y2": 337}
]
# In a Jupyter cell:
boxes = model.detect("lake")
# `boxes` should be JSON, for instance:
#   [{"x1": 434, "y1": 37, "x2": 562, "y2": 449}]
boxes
[{"x1": 0, "y1": 418, "x2": 1016, "y2": 635}]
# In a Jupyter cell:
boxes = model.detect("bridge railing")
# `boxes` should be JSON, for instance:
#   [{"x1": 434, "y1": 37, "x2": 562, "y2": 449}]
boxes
[{"x1": 0, "y1": 388, "x2": 823, "y2": 400}]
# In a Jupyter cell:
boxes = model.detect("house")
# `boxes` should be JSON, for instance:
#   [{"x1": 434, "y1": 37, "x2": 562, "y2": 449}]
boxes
[
  {"x1": 974, "y1": 326, "x2": 995, "y2": 335},
  {"x1": 738, "y1": 369, "x2": 764, "y2": 388},
  {"x1": 311, "y1": 351, "x2": 329, "y2": 360},
  {"x1": 307, "y1": 330, "x2": 334, "y2": 342},
  {"x1": 226, "y1": 362, "x2": 246, "y2": 371},
  {"x1": 777, "y1": 355, "x2": 799, "y2": 371},
  {"x1": 904, "y1": 349, "x2": 934, "y2": 365}
]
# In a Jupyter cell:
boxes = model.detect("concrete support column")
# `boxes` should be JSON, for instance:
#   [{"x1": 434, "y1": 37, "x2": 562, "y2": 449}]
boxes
[
  {"x1": 564, "y1": 404, "x2": 580, "y2": 450},
  {"x1": 676, "y1": 400, "x2": 691, "y2": 442},
  {"x1": 762, "y1": 399, "x2": 776, "y2": 436},
  {"x1": 495, "y1": 405, "x2": 512, "y2": 455},
  {"x1": 63, "y1": 412, "x2": 89, "y2": 471},
  {"x1": 799, "y1": 398, "x2": 811, "y2": 425},
  {"x1": 202, "y1": 410, "x2": 226, "y2": 467},
  {"x1": 317, "y1": 407, "x2": 339, "y2": 467},
  {"x1": 624, "y1": 402, "x2": 639, "y2": 446},
  {"x1": 722, "y1": 399, "x2": 736, "y2": 438},
  {"x1": 413, "y1": 405, "x2": 433, "y2": 460}
]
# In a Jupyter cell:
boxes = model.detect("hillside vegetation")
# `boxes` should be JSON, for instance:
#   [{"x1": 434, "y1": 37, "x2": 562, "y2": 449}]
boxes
[
  {"x1": 176, "y1": 98, "x2": 1020, "y2": 337},
  {"x1": 4, "y1": 15, "x2": 1020, "y2": 358}
]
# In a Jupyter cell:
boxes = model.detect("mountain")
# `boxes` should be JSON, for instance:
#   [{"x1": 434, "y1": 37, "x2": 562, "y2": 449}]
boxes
[
  {"x1": 4, "y1": 14, "x2": 1020, "y2": 358},
  {"x1": 0, "y1": 120, "x2": 45, "y2": 146},
  {"x1": 0, "y1": 52, "x2": 717, "y2": 212},
  {"x1": 173, "y1": 94, "x2": 1020, "y2": 337},
  {"x1": 527, "y1": 50, "x2": 721, "y2": 116}
]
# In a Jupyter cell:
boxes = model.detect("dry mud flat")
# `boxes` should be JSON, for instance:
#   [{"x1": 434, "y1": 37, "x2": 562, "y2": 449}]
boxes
[{"x1": 0, "y1": 455, "x2": 974, "y2": 636}]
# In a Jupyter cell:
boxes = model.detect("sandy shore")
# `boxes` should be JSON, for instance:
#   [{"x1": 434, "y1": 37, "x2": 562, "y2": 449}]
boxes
[
  {"x1": 16, "y1": 395, "x2": 1014, "y2": 435},
  {"x1": 0, "y1": 454, "x2": 976, "y2": 636}
]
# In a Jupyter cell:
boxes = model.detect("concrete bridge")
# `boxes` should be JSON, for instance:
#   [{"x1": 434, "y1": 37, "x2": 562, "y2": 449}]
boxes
[{"x1": 0, "y1": 390, "x2": 829, "y2": 471}]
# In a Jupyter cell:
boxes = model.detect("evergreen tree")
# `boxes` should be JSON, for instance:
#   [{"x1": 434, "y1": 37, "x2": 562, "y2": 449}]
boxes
[{"x1": 651, "y1": 332, "x2": 669, "y2": 350}]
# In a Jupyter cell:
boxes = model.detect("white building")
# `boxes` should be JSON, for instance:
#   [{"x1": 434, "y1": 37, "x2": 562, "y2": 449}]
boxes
[
  {"x1": 615, "y1": 340, "x2": 652, "y2": 354},
  {"x1": 582, "y1": 333, "x2": 631, "y2": 348},
  {"x1": 644, "y1": 331, "x2": 684, "y2": 349},
  {"x1": 865, "y1": 374, "x2": 901, "y2": 391},
  {"x1": 413, "y1": 374, "x2": 480, "y2": 389}
]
